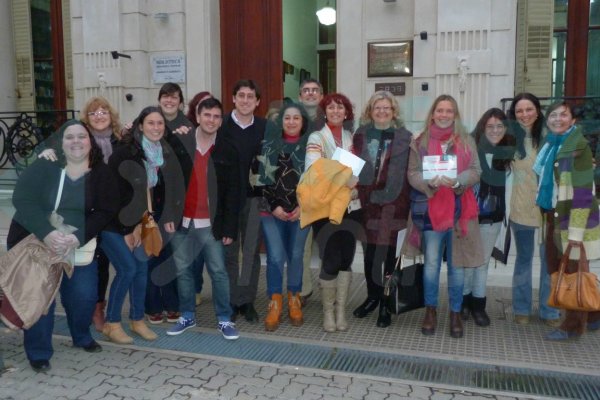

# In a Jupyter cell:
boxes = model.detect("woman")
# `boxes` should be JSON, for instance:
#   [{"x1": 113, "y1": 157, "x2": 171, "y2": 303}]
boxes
[
  {"x1": 102, "y1": 106, "x2": 184, "y2": 343},
  {"x1": 533, "y1": 102, "x2": 600, "y2": 340},
  {"x1": 7, "y1": 120, "x2": 118, "y2": 372},
  {"x1": 352, "y1": 91, "x2": 412, "y2": 328},
  {"x1": 406, "y1": 94, "x2": 482, "y2": 339},
  {"x1": 260, "y1": 102, "x2": 311, "y2": 331},
  {"x1": 304, "y1": 92, "x2": 362, "y2": 333},
  {"x1": 462, "y1": 108, "x2": 514, "y2": 326},
  {"x1": 39, "y1": 97, "x2": 122, "y2": 332},
  {"x1": 508, "y1": 93, "x2": 560, "y2": 326}
]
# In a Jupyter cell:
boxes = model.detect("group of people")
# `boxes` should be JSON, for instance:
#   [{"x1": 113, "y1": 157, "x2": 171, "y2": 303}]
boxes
[{"x1": 7, "y1": 77, "x2": 600, "y2": 373}]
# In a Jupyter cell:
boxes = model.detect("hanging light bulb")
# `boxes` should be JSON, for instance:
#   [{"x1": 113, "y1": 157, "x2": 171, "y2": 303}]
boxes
[{"x1": 316, "y1": 3, "x2": 336, "y2": 26}]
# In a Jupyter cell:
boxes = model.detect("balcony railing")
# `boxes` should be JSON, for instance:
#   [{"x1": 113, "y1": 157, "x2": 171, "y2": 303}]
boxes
[{"x1": 0, "y1": 110, "x2": 77, "y2": 188}]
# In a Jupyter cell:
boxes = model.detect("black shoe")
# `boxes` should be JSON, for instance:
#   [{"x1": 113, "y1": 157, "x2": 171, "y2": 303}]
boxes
[
  {"x1": 30, "y1": 360, "x2": 51, "y2": 373},
  {"x1": 231, "y1": 304, "x2": 240, "y2": 322},
  {"x1": 471, "y1": 296, "x2": 490, "y2": 327},
  {"x1": 353, "y1": 298, "x2": 379, "y2": 318},
  {"x1": 300, "y1": 291, "x2": 313, "y2": 307},
  {"x1": 376, "y1": 302, "x2": 391, "y2": 328},
  {"x1": 81, "y1": 340, "x2": 103, "y2": 353},
  {"x1": 240, "y1": 303, "x2": 259, "y2": 323},
  {"x1": 460, "y1": 294, "x2": 472, "y2": 320}
]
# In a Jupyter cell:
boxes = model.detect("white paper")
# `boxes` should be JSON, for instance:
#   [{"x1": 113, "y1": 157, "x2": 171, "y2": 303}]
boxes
[
  {"x1": 332, "y1": 147, "x2": 366, "y2": 176},
  {"x1": 422, "y1": 155, "x2": 457, "y2": 179}
]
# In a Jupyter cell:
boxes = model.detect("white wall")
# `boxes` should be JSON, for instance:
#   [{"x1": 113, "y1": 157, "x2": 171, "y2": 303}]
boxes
[{"x1": 0, "y1": 1, "x2": 17, "y2": 112}]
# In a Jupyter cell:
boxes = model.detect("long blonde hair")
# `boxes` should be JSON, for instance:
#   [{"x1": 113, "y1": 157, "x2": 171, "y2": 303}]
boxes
[
  {"x1": 79, "y1": 96, "x2": 122, "y2": 139},
  {"x1": 359, "y1": 90, "x2": 404, "y2": 128},
  {"x1": 418, "y1": 94, "x2": 468, "y2": 150}
]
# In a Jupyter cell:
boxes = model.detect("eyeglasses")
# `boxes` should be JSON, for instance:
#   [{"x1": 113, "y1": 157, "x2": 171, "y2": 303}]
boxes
[
  {"x1": 87, "y1": 110, "x2": 109, "y2": 117},
  {"x1": 373, "y1": 106, "x2": 392, "y2": 112},
  {"x1": 301, "y1": 87, "x2": 321, "y2": 94}
]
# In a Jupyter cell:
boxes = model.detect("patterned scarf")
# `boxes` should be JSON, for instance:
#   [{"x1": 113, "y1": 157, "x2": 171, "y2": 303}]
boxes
[
  {"x1": 92, "y1": 127, "x2": 113, "y2": 164},
  {"x1": 142, "y1": 136, "x2": 164, "y2": 188}
]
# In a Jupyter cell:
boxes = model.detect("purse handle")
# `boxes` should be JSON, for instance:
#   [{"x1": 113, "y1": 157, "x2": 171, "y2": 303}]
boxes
[
  {"x1": 552, "y1": 242, "x2": 589, "y2": 308},
  {"x1": 53, "y1": 169, "x2": 66, "y2": 212},
  {"x1": 146, "y1": 188, "x2": 154, "y2": 214}
]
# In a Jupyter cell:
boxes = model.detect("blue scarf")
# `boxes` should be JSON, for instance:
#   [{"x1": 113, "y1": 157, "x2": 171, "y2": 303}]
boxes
[
  {"x1": 142, "y1": 136, "x2": 164, "y2": 188},
  {"x1": 533, "y1": 126, "x2": 573, "y2": 210}
]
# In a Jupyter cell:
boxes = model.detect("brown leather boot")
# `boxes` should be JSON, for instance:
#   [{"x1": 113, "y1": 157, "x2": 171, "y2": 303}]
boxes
[
  {"x1": 102, "y1": 322, "x2": 134, "y2": 344},
  {"x1": 264, "y1": 294, "x2": 283, "y2": 331},
  {"x1": 421, "y1": 306, "x2": 437, "y2": 335},
  {"x1": 130, "y1": 320, "x2": 158, "y2": 341},
  {"x1": 92, "y1": 301, "x2": 106, "y2": 332},
  {"x1": 449, "y1": 311, "x2": 464, "y2": 338},
  {"x1": 287, "y1": 292, "x2": 303, "y2": 327}
]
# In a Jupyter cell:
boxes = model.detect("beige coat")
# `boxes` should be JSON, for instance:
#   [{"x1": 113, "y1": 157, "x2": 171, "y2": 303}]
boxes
[{"x1": 401, "y1": 135, "x2": 485, "y2": 268}]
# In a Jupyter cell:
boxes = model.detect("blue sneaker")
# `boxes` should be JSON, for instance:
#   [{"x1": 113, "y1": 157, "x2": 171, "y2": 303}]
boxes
[
  {"x1": 167, "y1": 317, "x2": 196, "y2": 336},
  {"x1": 218, "y1": 321, "x2": 239, "y2": 340}
]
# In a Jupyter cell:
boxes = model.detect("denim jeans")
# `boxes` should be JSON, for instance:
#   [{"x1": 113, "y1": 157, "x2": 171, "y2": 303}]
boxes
[
  {"x1": 511, "y1": 221, "x2": 559, "y2": 319},
  {"x1": 172, "y1": 225, "x2": 232, "y2": 322},
  {"x1": 261, "y1": 215, "x2": 310, "y2": 296},
  {"x1": 193, "y1": 256, "x2": 205, "y2": 294},
  {"x1": 101, "y1": 231, "x2": 148, "y2": 322},
  {"x1": 463, "y1": 221, "x2": 501, "y2": 298},
  {"x1": 423, "y1": 229, "x2": 464, "y2": 312},
  {"x1": 24, "y1": 260, "x2": 98, "y2": 362}
]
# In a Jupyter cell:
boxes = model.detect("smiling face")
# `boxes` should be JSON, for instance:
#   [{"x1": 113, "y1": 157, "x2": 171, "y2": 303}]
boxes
[
  {"x1": 197, "y1": 106, "x2": 223, "y2": 136},
  {"x1": 371, "y1": 99, "x2": 393, "y2": 129},
  {"x1": 232, "y1": 86, "x2": 260, "y2": 118},
  {"x1": 282, "y1": 107, "x2": 303, "y2": 137},
  {"x1": 87, "y1": 107, "x2": 111, "y2": 132},
  {"x1": 432, "y1": 100, "x2": 455, "y2": 129},
  {"x1": 325, "y1": 101, "x2": 346, "y2": 127},
  {"x1": 140, "y1": 112, "x2": 165, "y2": 142},
  {"x1": 484, "y1": 116, "x2": 506, "y2": 145},
  {"x1": 546, "y1": 105, "x2": 575, "y2": 135},
  {"x1": 299, "y1": 82, "x2": 323, "y2": 107},
  {"x1": 514, "y1": 99, "x2": 538, "y2": 129},
  {"x1": 62, "y1": 124, "x2": 91, "y2": 163},
  {"x1": 159, "y1": 92, "x2": 182, "y2": 120}
]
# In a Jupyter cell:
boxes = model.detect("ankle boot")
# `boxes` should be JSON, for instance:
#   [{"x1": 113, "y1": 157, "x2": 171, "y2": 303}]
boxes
[
  {"x1": 376, "y1": 299, "x2": 391, "y2": 328},
  {"x1": 460, "y1": 294, "x2": 472, "y2": 321},
  {"x1": 421, "y1": 306, "x2": 437, "y2": 335},
  {"x1": 320, "y1": 278, "x2": 337, "y2": 332},
  {"x1": 102, "y1": 322, "x2": 134, "y2": 344},
  {"x1": 471, "y1": 296, "x2": 490, "y2": 327},
  {"x1": 449, "y1": 311, "x2": 464, "y2": 338},
  {"x1": 287, "y1": 292, "x2": 303, "y2": 327},
  {"x1": 264, "y1": 294, "x2": 283, "y2": 331},
  {"x1": 130, "y1": 320, "x2": 158, "y2": 341},
  {"x1": 92, "y1": 301, "x2": 106, "y2": 332},
  {"x1": 335, "y1": 271, "x2": 352, "y2": 331}
]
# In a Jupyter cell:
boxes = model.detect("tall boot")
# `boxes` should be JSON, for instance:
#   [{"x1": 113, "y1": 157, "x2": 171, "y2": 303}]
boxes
[
  {"x1": 320, "y1": 278, "x2": 337, "y2": 332},
  {"x1": 449, "y1": 311, "x2": 464, "y2": 338},
  {"x1": 130, "y1": 320, "x2": 158, "y2": 341},
  {"x1": 421, "y1": 306, "x2": 437, "y2": 335},
  {"x1": 460, "y1": 294, "x2": 472, "y2": 321},
  {"x1": 471, "y1": 296, "x2": 490, "y2": 327},
  {"x1": 264, "y1": 294, "x2": 283, "y2": 331},
  {"x1": 287, "y1": 292, "x2": 303, "y2": 327},
  {"x1": 335, "y1": 271, "x2": 352, "y2": 331},
  {"x1": 92, "y1": 301, "x2": 106, "y2": 332},
  {"x1": 102, "y1": 322, "x2": 134, "y2": 344}
]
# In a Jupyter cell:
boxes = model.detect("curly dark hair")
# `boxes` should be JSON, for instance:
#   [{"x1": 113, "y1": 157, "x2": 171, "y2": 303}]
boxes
[
  {"x1": 52, "y1": 120, "x2": 103, "y2": 168},
  {"x1": 316, "y1": 93, "x2": 355, "y2": 131}
]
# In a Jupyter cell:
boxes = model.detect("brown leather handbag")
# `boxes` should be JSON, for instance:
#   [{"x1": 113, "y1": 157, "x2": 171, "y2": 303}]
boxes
[
  {"x1": 141, "y1": 188, "x2": 162, "y2": 257},
  {"x1": 548, "y1": 243, "x2": 600, "y2": 312}
]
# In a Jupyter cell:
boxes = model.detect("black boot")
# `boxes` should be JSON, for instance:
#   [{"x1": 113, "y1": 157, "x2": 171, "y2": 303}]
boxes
[
  {"x1": 376, "y1": 300, "x2": 391, "y2": 328},
  {"x1": 471, "y1": 296, "x2": 490, "y2": 327},
  {"x1": 460, "y1": 294, "x2": 472, "y2": 320},
  {"x1": 353, "y1": 297, "x2": 379, "y2": 318}
]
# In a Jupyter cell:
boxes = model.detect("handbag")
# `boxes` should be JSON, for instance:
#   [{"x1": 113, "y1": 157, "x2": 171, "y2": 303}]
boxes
[
  {"x1": 383, "y1": 255, "x2": 425, "y2": 314},
  {"x1": 141, "y1": 188, "x2": 163, "y2": 257},
  {"x1": 547, "y1": 243, "x2": 600, "y2": 312},
  {"x1": 52, "y1": 169, "x2": 97, "y2": 266}
]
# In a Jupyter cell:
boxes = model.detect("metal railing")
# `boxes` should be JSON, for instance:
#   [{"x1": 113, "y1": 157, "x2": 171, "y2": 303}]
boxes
[{"x1": 0, "y1": 110, "x2": 77, "y2": 188}]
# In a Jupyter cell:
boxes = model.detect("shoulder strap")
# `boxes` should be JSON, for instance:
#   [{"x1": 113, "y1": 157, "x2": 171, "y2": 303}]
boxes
[
  {"x1": 147, "y1": 188, "x2": 154, "y2": 213},
  {"x1": 54, "y1": 169, "x2": 66, "y2": 211}
]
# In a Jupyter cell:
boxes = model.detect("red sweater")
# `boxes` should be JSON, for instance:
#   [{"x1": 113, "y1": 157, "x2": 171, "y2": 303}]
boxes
[{"x1": 183, "y1": 147, "x2": 213, "y2": 220}]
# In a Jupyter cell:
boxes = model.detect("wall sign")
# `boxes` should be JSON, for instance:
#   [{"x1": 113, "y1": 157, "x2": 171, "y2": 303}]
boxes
[
  {"x1": 151, "y1": 54, "x2": 185, "y2": 84},
  {"x1": 374, "y1": 82, "x2": 406, "y2": 96},
  {"x1": 368, "y1": 41, "x2": 413, "y2": 77}
]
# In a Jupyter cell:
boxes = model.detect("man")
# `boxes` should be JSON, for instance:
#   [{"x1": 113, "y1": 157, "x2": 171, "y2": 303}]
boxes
[
  {"x1": 165, "y1": 97, "x2": 240, "y2": 340},
  {"x1": 297, "y1": 78, "x2": 324, "y2": 305},
  {"x1": 217, "y1": 79, "x2": 267, "y2": 323}
]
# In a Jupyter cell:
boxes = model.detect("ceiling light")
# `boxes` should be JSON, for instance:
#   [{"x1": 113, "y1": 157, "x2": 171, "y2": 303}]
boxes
[{"x1": 316, "y1": 6, "x2": 336, "y2": 26}]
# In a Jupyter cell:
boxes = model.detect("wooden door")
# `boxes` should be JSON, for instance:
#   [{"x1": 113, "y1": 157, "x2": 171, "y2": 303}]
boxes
[{"x1": 219, "y1": 0, "x2": 283, "y2": 117}]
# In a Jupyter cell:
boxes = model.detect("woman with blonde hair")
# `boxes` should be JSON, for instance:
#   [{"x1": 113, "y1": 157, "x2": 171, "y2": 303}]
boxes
[{"x1": 405, "y1": 94, "x2": 483, "y2": 338}]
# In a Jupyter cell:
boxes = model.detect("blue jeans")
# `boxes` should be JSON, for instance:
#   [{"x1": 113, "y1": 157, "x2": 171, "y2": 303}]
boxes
[
  {"x1": 193, "y1": 256, "x2": 205, "y2": 294},
  {"x1": 423, "y1": 229, "x2": 464, "y2": 312},
  {"x1": 463, "y1": 222, "x2": 501, "y2": 298},
  {"x1": 261, "y1": 215, "x2": 310, "y2": 296},
  {"x1": 511, "y1": 221, "x2": 559, "y2": 319},
  {"x1": 172, "y1": 225, "x2": 232, "y2": 322},
  {"x1": 24, "y1": 260, "x2": 98, "y2": 362},
  {"x1": 101, "y1": 231, "x2": 148, "y2": 322}
]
